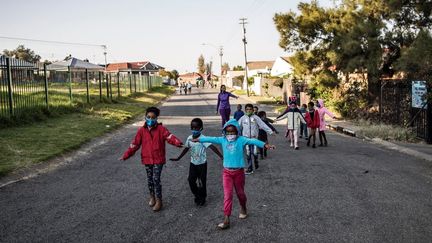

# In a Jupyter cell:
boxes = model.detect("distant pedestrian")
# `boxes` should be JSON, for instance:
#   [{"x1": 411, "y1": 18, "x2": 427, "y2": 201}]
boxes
[
  {"x1": 257, "y1": 111, "x2": 278, "y2": 159},
  {"x1": 187, "y1": 82, "x2": 192, "y2": 94},
  {"x1": 233, "y1": 104, "x2": 245, "y2": 121},
  {"x1": 238, "y1": 104, "x2": 274, "y2": 174},
  {"x1": 216, "y1": 85, "x2": 238, "y2": 127},
  {"x1": 192, "y1": 119, "x2": 275, "y2": 230},
  {"x1": 304, "y1": 101, "x2": 320, "y2": 148},
  {"x1": 169, "y1": 118, "x2": 223, "y2": 206},
  {"x1": 275, "y1": 101, "x2": 306, "y2": 150},
  {"x1": 299, "y1": 104, "x2": 308, "y2": 139},
  {"x1": 183, "y1": 83, "x2": 188, "y2": 95},
  {"x1": 316, "y1": 99, "x2": 336, "y2": 146},
  {"x1": 119, "y1": 107, "x2": 183, "y2": 212},
  {"x1": 253, "y1": 106, "x2": 259, "y2": 115}
]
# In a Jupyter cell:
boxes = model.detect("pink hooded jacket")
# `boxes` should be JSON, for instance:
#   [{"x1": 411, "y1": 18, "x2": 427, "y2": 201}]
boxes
[{"x1": 317, "y1": 99, "x2": 335, "y2": 131}]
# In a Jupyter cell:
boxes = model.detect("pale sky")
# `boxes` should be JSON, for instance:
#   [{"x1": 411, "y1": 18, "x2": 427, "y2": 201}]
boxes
[{"x1": 1, "y1": 0, "x2": 333, "y2": 74}]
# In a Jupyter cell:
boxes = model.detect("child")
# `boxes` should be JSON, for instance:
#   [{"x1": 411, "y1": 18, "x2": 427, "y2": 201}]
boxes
[
  {"x1": 275, "y1": 101, "x2": 306, "y2": 150},
  {"x1": 119, "y1": 107, "x2": 183, "y2": 212},
  {"x1": 316, "y1": 99, "x2": 336, "y2": 146},
  {"x1": 299, "y1": 104, "x2": 308, "y2": 139},
  {"x1": 193, "y1": 119, "x2": 275, "y2": 230},
  {"x1": 169, "y1": 118, "x2": 223, "y2": 206},
  {"x1": 238, "y1": 104, "x2": 274, "y2": 174},
  {"x1": 257, "y1": 111, "x2": 278, "y2": 159},
  {"x1": 253, "y1": 105, "x2": 259, "y2": 115},
  {"x1": 233, "y1": 104, "x2": 245, "y2": 121},
  {"x1": 304, "y1": 101, "x2": 320, "y2": 148}
]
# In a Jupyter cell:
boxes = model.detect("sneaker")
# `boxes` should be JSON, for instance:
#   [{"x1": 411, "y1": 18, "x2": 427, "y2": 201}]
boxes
[
  {"x1": 290, "y1": 144, "x2": 294, "y2": 147},
  {"x1": 319, "y1": 144, "x2": 324, "y2": 147},
  {"x1": 295, "y1": 147, "x2": 299, "y2": 150},
  {"x1": 312, "y1": 144, "x2": 316, "y2": 148},
  {"x1": 299, "y1": 135, "x2": 302, "y2": 138},
  {"x1": 245, "y1": 169, "x2": 254, "y2": 175}
]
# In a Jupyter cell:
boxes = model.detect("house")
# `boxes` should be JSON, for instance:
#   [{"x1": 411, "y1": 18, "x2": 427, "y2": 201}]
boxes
[
  {"x1": 271, "y1": 56, "x2": 293, "y2": 77},
  {"x1": 178, "y1": 72, "x2": 204, "y2": 84},
  {"x1": 223, "y1": 70, "x2": 245, "y2": 89},
  {"x1": 247, "y1": 61, "x2": 274, "y2": 77},
  {"x1": 106, "y1": 61, "x2": 163, "y2": 75}
]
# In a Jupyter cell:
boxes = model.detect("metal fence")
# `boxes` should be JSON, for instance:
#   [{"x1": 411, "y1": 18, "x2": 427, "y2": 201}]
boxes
[
  {"x1": 0, "y1": 56, "x2": 163, "y2": 120},
  {"x1": 380, "y1": 79, "x2": 432, "y2": 143}
]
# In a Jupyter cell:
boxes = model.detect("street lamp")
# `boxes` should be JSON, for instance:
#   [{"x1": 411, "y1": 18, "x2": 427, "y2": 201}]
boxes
[{"x1": 202, "y1": 43, "x2": 223, "y2": 85}]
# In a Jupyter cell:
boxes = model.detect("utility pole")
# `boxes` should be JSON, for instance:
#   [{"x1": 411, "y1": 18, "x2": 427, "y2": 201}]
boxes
[
  {"x1": 219, "y1": 46, "x2": 223, "y2": 86},
  {"x1": 239, "y1": 17, "x2": 249, "y2": 96}
]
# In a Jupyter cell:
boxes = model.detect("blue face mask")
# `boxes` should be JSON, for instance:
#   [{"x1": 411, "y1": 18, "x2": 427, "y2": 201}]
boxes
[
  {"x1": 316, "y1": 103, "x2": 321, "y2": 108},
  {"x1": 146, "y1": 118, "x2": 157, "y2": 127},
  {"x1": 191, "y1": 130, "x2": 201, "y2": 137}
]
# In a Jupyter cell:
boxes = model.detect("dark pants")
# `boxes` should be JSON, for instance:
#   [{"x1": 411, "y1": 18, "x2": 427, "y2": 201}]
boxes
[
  {"x1": 300, "y1": 123, "x2": 308, "y2": 137},
  {"x1": 219, "y1": 108, "x2": 231, "y2": 127},
  {"x1": 145, "y1": 164, "x2": 164, "y2": 199},
  {"x1": 246, "y1": 144, "x2": 258, "y2": 171},
  {"x1": 188, "y1": 163, "x2": 207, "y2": 203}
]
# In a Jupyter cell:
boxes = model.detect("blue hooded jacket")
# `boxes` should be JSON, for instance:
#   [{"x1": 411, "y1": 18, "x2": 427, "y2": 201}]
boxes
[{"x1": 199, "y1": 119, "x2": 265, "y2": 168}]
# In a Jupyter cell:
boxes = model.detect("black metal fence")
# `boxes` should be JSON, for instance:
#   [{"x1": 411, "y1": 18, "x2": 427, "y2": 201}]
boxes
[
  {"x1": 380, "y1": 79, "x2": 431, "y2": 143},
  {"x1": 0, "y1": 56, "x2": 162, "y2": 120}
]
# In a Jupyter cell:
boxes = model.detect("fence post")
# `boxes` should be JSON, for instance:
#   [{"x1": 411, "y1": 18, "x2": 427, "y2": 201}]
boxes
[
  {"x1": 5, "y1": 57, "x2": 14, "y2": 117},
  {"x1": 117, "y1": 72, "x2": 121, "y2": 97},
  {"x1": 134, "y1": 74, "x2": 137, "y2": 93},
  {"x1": 99, "y1": 72, "x2": 102, "y2": 102},
  {"x1": 43, "y1": 63, "x2": 49, "y2": 108},
  {"x1": 109, "y1": 74, "x2": 113, "y2": 100},
  {"x1": 129, "y1": 73, "x2": 132, "y2": 94},
  {"x1": 427, "y1": 100, "x2": 432, "y2": 144},
  {"x1": 68, "y1": 66, "x2": 72, "y2": 102},
  {"x1": 106, "y1": 73, "x2": 109, "y2": 99},
  {"x1": 85, "y1": 69, "x2": 90, "y2": 103}
]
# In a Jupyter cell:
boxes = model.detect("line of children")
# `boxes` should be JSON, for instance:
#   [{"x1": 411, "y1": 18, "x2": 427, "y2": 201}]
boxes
[
  {"x1": 317, "y1": 99, "x2": 336, "y2": 146},
  {"x1": 238, "y1": 104, "x2": 274, "y2": 174},
  {"x1": 169, "y1": 118, "x2": 223, "y2": 206}
]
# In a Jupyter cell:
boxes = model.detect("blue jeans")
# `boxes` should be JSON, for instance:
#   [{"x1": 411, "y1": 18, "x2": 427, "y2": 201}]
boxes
[
  {"x1": 300, "y1": 123, "x2": 308, "y2": 137},
  {"x1": 246, "y1": 144, "x2": 258, "y2": 171}
]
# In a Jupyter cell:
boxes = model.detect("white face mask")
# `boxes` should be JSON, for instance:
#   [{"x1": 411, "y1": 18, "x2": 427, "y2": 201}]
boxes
[{"x1": 226, "y1": 135, "x2": 237, "y2": 141}]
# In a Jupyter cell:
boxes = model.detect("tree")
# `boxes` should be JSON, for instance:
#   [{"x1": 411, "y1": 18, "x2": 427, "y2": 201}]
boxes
[
  {"x1": 233, "y1": 65, "x2": 244, "y2": 71},
  {"x1": 206, "y1": 61, "x2": 213, "y2": 76},
  {"x1": 198, "y1": 55, "x2": 205, "y2": 74},
  {"x1": 222, "y1": 62, "x2": 230, "y2": 74},
  {"x1": 3, "y1": 45, "x2": 41, "y2": 62},
  {"x1": 170, "y1": 70, "x2": 179, "y2": 80}
]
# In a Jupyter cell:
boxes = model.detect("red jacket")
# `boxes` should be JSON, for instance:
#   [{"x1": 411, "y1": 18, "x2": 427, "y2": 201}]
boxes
[
  {"x1": 122, "y1": 123, "x2": 183, "y2": 165},
  {"x1": 305, "y1": 110, "x2": 320, "y2": 129}
]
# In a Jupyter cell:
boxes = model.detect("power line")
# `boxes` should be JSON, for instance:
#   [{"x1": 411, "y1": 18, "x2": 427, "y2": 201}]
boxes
[{"x1": 0, "y1": 36, "x2": 105, "y2": 48}]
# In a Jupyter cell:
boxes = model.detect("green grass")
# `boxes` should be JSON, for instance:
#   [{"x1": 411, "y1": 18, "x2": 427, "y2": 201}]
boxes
[
  {"x1": 354, "y1": 119, "x2": 418, "y2": 142},
  {"x1": 0, "y1": 85, "x2": 174, "y2": 177}
]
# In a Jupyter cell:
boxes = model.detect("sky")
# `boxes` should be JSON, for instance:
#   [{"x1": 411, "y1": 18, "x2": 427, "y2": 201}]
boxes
[{"x1": 1, "y1": 0, "x2": 333, "y2": 74}]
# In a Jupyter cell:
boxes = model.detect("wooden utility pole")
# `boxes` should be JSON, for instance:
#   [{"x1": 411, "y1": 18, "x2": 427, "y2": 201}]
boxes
[{"x1": 239, "y1": 17, "x2": 249, "y2": 96}]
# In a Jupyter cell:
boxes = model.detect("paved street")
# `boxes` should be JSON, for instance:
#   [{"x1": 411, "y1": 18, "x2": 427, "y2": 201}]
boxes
[{"x1": 1, "y1": 88, "x2": 432, "y2": 242}]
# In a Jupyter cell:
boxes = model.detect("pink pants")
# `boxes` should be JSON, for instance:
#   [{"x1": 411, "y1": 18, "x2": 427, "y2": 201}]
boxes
[{"x1": 223, "y1": 168, "x2": 247, "y2": 216}]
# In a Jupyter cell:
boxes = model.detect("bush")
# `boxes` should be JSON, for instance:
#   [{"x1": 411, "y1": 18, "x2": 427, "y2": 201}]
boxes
[{"x1": 273, "y1": 79, "x2": 284, "y2": 88}]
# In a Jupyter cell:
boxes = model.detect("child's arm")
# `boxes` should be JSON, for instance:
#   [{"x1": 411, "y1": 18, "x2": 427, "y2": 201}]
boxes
[
  {"x1": 276, "y1": 108, "x2": 289, "y2": 119},
  {"x1": 162, "y1": 127, "x2": 183, "y2": 147},
  {"x1": 209, "y1": 145, "x2": 223, "y2": 160},
  {"x1": 243, "y1": 137, "x2": 276, "y2": 150},
  {"x1": 256, "y1": 116, "x2": 274, "y2": 135},
  {"x1": 194, "y1": 136, "x2": 224, "y2": 145},
  {"x1": 169, "y1": 147, "x2": 190, "y2": 161},
  {"x1": 324, "y1": 108, "x2": 336, "y2": 119},
  {"x1": 266, "y1": 121, "x2": 278, "y2": 134},
  {"x1": 274, "y1": 112, "x2": 287, "y2": 122},
  {"x1": 216, "y1": 95, "x2": 221, "y2": 114},
  {"x1": 228, "y1": 92, "x2": 239, "y2": 99},
  {"x1": 119, "y1": 128, "x2": 143, "y2": 161}
]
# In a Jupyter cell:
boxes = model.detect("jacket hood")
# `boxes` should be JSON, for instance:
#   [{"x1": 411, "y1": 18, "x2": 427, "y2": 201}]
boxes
[
  {"x1": 317, "y1": 99, "x2": 324, "y2": 107},
  {"x1": 223, "y1": 119, "x2": 241, "y2": 135}
]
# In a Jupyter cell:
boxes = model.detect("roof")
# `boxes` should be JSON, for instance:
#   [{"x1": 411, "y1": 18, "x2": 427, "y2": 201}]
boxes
[
  {"x1": 46, "y1": 57, "x2": 103, "y2": 71},
  {"x1": 179, "y1": 72, "x2": 204, "y2": 79},
  {"x1": 280, "y1": 56, "x2": 291, "y2": 63},
  {"x1": 106, "y1": 61, "x2": 164, "y2": 72},
  {"x1": 247, "y1": 61, "x2": 275, "y2": 70}
]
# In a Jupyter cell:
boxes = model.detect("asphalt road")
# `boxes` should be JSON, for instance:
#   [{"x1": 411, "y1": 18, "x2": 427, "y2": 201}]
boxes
[{"x1": 1, "y1": 88, "x2": 431, "y2": 242}]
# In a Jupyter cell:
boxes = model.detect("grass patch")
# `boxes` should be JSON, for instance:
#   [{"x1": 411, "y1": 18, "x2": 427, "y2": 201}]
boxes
[
  {"x1": 0, "y1": 86, "x2": 174, "y2": 177},
  {"x1": 354, "y1": 119, "x2": 418, "y2": 142}
]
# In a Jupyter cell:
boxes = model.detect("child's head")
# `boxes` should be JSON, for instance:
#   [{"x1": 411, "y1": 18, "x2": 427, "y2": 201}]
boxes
[
  {"x1": 191, "y1": 118, "x2": 203, "y2": 131},
  {"x1": 289, "y1": 101, "x2": 297, "y2": 108},
  {"x1": 145, "y1": 107, "x2": 160, "y2": 127},
  {"x1": 302, "y1": 104, "x2": 307, "y2": 109},
  {"x1": 257, "y1": 111, "x2": 266, "y2": 119},
  {"x1": 225, "y1": 125, "x2": 238, "y2": 135},
  {"x1": 245, "y1": 104, "x2": 254, "y2": 116},
  {"x1": 308, "y1": 101, "x2": 315, "y2": 110},
  {"x1": 220, "y1": 85, "x2": 226, "y2": 93},
  {"x1": 253, "y1": 106, "x2": 259, "y2": 113},
  {"x1": 237, "y1": 104, "x2": 242, "y2": 111}
]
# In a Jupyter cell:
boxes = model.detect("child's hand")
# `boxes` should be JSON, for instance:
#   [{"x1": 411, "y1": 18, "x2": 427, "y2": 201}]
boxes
[
  {"x1": 169, "y1": 158, "x2": 180, "y2": 161},
  {"x1": 118, "y1": 157, "x2": 124, "y2": 161},
  {"x1": 265, "y1": 144, "x2": 275, "y2": 150}
]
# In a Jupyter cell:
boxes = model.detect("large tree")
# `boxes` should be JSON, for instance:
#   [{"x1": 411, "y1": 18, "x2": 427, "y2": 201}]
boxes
[
  {"x1": 274, "y1": 0, "x2": 432, "y2": 105},
  {"x1": 3, "y1": 45, "x2": 41, "y2": 62},
  {"x1": 197, "y1": 54, "x2": 205, "y2": 74},
  {"x1": 221, "y1": 62, "x2": 230, "y2": 74}
]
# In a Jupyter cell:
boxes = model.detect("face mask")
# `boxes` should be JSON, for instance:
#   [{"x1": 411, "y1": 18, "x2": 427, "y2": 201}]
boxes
[
  {"x1": 191, "y1": 130, "x2": 201, "y2": 137},
  {"x1": 316, "y1": 103, "x2": 321, "y2": 108},
  {"x1": 146, "y1": 118, "x2": 157, "y2": 127},
  {"x1": 226, "y1": 134, "x2": 237, "y2": 141},
  {"x1": 246, "y1": 111, "x2": 253, "y2": 116}
]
